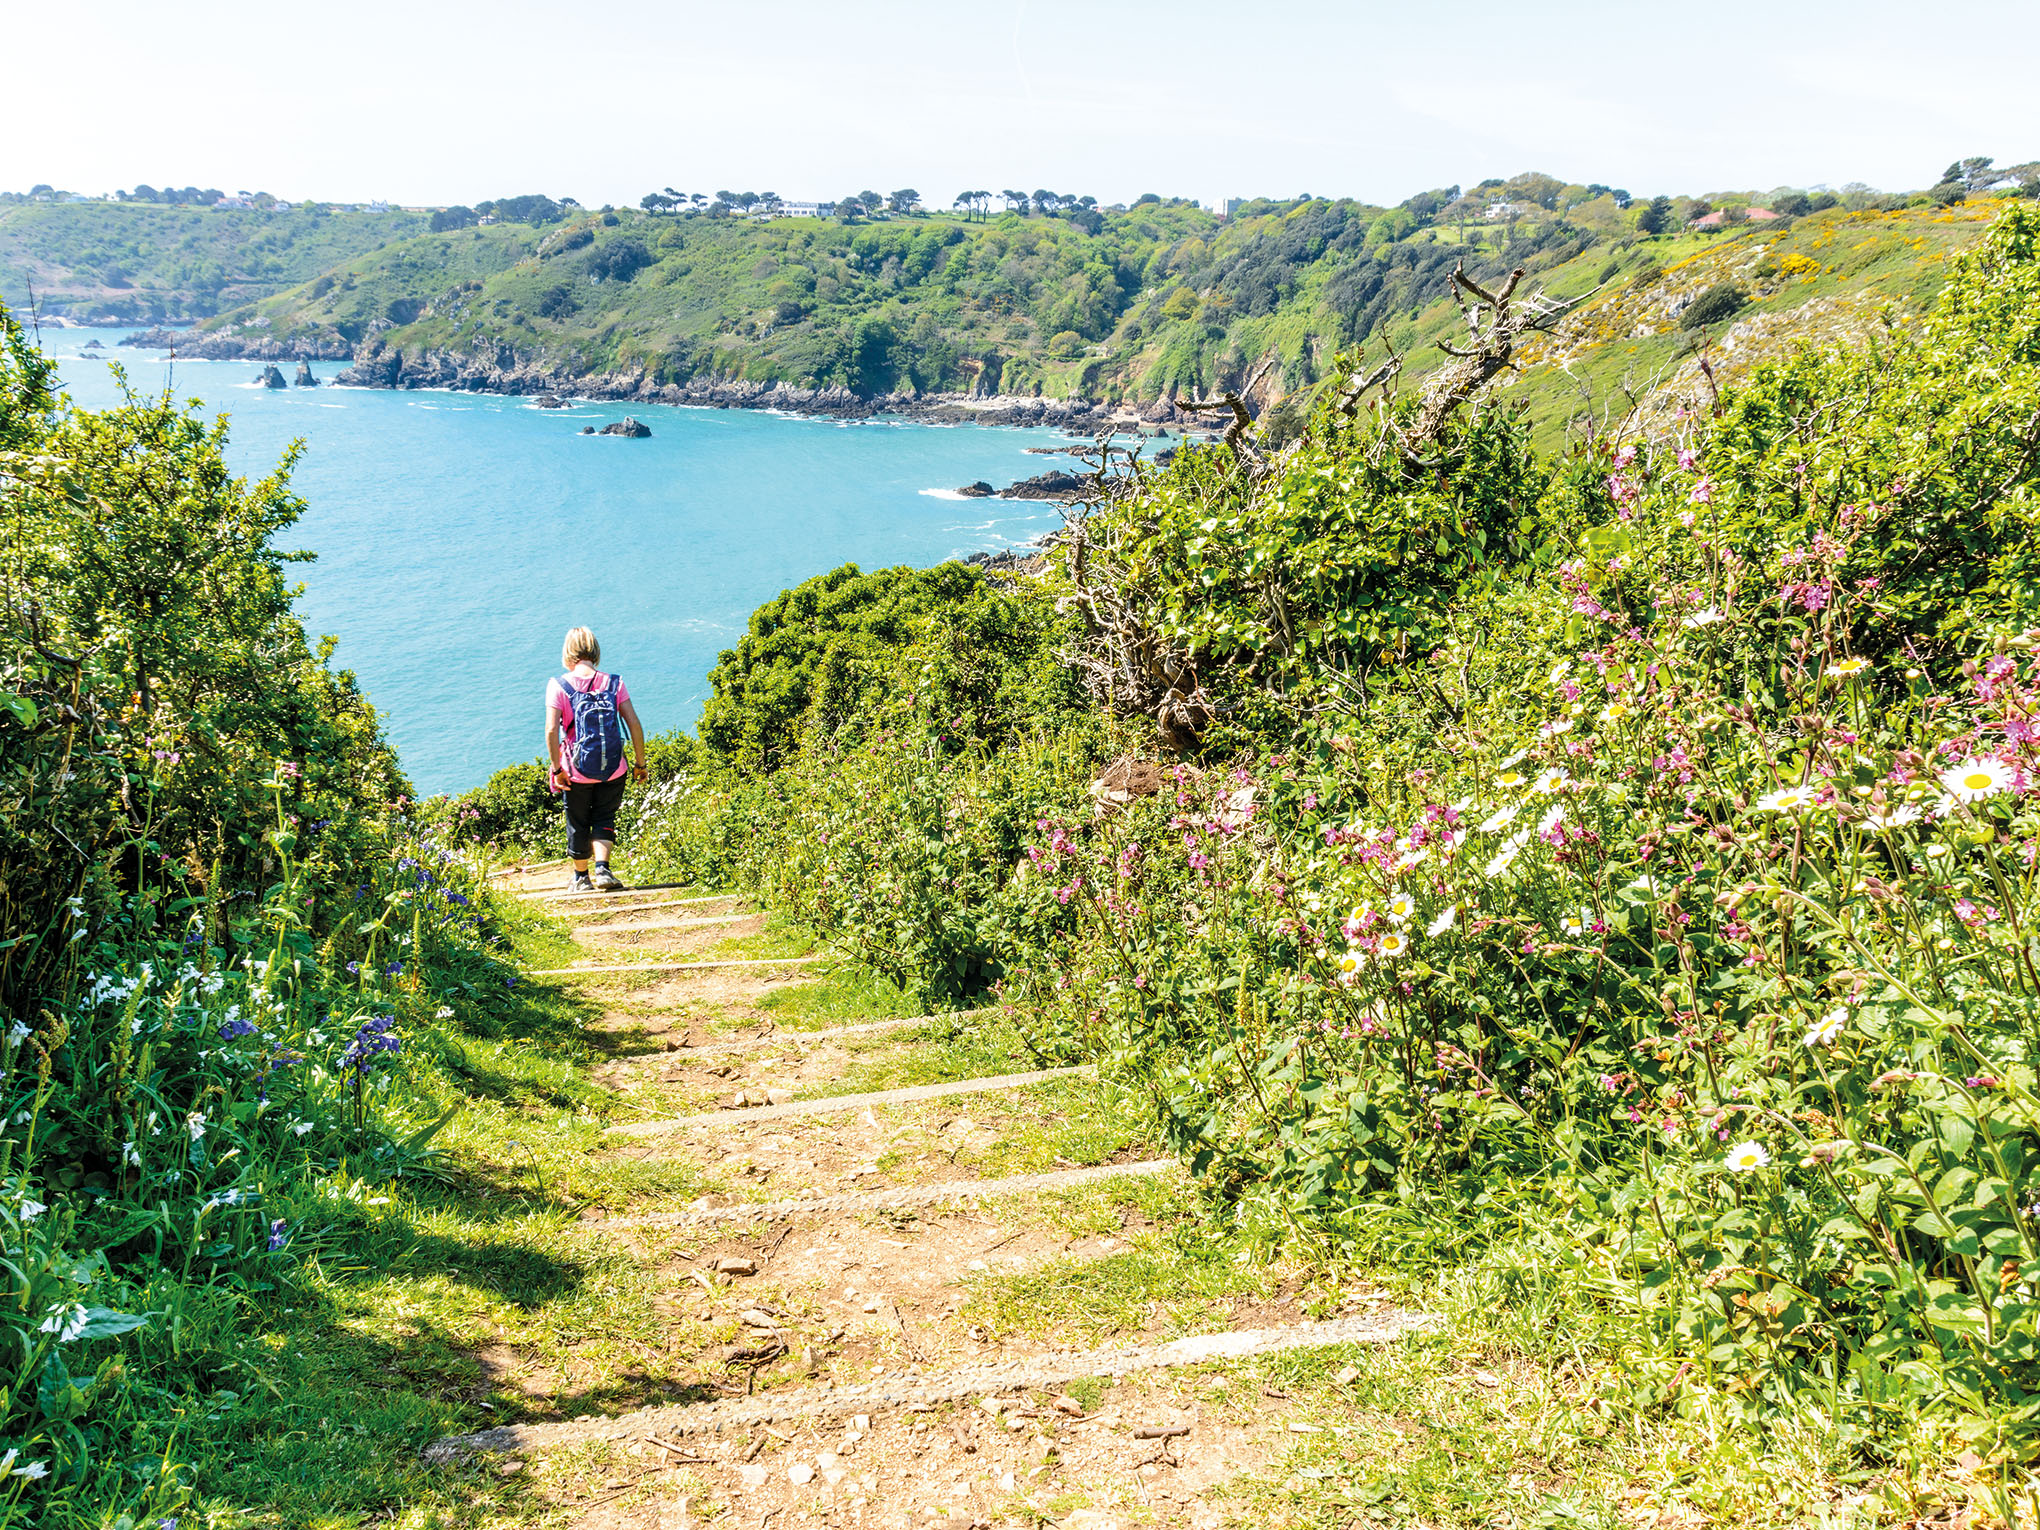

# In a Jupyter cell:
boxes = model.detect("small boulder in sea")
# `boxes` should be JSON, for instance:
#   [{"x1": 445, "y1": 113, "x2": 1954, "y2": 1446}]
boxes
[
  {"x1": 293, "y1": 361, "x2": 318, "y2": 387},
  {"x1": 956, "y1": 480, "x2": 996, "y2": 497},
  {"x1": 534, "y1": 394, "x2": 566, "y2": 409},
  {"x1": 580, "y1": 425, "x2": 596, "y2": 434},
  {"x1": 256, "y1": 365, "x2": 287, "y2": 389},
  {"x1": 82, "y1": 339, "x2": 104, "y2": 350},
  {"x1": 598, "y1": 416, "x2": 652, "y2": 438}
]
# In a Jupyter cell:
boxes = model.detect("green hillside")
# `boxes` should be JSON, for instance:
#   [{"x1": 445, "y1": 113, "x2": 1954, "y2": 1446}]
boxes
[
  {"x1": 172, "y1": 192, "x2": 2005, "y2": 425},
  {"x1": 0, "y1": 201, "x2": 429, "y2": 322}
]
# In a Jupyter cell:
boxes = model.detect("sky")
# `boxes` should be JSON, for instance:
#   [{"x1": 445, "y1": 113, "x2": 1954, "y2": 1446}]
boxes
[{"x1": 7, "y1": 0, "x2": 2035, "y2": 210}]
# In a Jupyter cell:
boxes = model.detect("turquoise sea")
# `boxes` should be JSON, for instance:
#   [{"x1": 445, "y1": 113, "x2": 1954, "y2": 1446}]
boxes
[{"x1": 43, "y1": 328, "x2": 1075, "y2": 795}]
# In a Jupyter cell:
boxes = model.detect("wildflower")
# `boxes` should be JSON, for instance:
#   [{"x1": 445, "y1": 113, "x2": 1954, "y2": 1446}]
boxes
[
  {"x1": 1939, "y1": 757, "x2": 2012, "y2": 803},
  {"x1": 1485, "y1": 829, "x2": 1532, "y2": 878},
  {"x1": 39, "y1": 1302, "x2": 89, "y2": 1342},
  {"x1": 185, "y1": 1112, "x2": 206, "y2": 1143},
  {"x1": 18, "y1": 1198, "x2": 45, "y2": 1221},
  {"x1": 1376, "y1": 931, "x2": 1409, "y2": 958},
  {"x1": 1626, "y1": 875, "x2": 1664, "y2": 898},
  {"x1": 1681, "y1": 606, "x2": 1724, "y2": 629},
  {"x1": 1537, "y1": 805, "x2": 1565, "y2": 838},
  {"x1": 6, "y1": 1020, "x2": 28, "y2": 1044},
  {"x1": 1532, "y1": 768, "x2": 1568, "y2": 794},
  {"x1": 1385, "y1": 892, "x2": 1417, "y2": 924},
  {"x1": 218, "y1": 1016, "x2": 256, "y2": 1041},
  {"x1": 4, "y1": 1457, "x2": 49, "y2": 1482},
  {"x1": 1754, "y1": 785, "x2": 1818, "y2": 814},
  {"x1": 1426, "y1": 905, "x2": 1458, "y2": 936},
  {"x1": 1723, "y1": 1141, "x2": 1770, "y2": 1173},
  {"x1": 1495, "y1": 769, "x2": 1529, "y2": 791},
  {"x1": 267, "y1": 1218, "x2": 290, "y2": 1252},
  {"x1": 1805, "y1": 1007, "x2": 1847, "y2": 1046},
  {"x1": 1690, "y1": 478, "x2": 1714, "y2": 503},
  {"x1": 291, "y1": 1120, "x2": 314, "y2": 1136},
  {"x1": 1390, "y1": 848, "x2": 1431, "y2": 874},
  {"x1": 1600, "y1": 701, "x2": 1631, "y2": 723},
  {"x1": 1863, "y1": 804, "x2": 1923, "y2": 831},
  {"x1": 1830, "y1": 657, "x2": 1871, "y2": 678},
  {"x1": 1479, "y1": 803, "x2": 1519, "y2": 832},
  {"x1": 1539, "y1": 717, "x2": 1574, "y2": 739},
  {"x1": 434, "y1": 1005, "x2": 454, "y2": 1020},
  {"x1": 1559, "y1": 908, "x2": 1592, "y2": 936},
  {"x1": 123, "y1": 1142, "x2": 141, "y2": 1168},
  {"x1": 1336, "y1": 952, "x2": 1363, "y2": 979},
  {"x1": 1499, "y1": 749, "x2": 1530, "y2": 769}
]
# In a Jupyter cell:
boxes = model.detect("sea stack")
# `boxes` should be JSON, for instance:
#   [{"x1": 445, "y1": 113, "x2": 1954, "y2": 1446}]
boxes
[
  {"x1": 294, "y1": 361, "x2": 318, "y2": 387},
  {"x1": 598, "y1": 416, "x2": 652, "y2": 437},
  {"x1": 257, "y1": 365, "x2": 287, "y2": 389}
]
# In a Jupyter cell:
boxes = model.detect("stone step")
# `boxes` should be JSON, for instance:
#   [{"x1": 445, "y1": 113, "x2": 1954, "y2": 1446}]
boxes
[
  {"x1": 586, "y1": 1157, "x2": 1180, "y2": 1229},
  {"x1": 605, "y1": 1065, "x2": 1095, "y2": 1138},
  {"x1": 423, "y1": 1309, "x2": 1433, "y2": 1460},
  {"x1": 528, "y1": 955, "x2": 827, "y2": 978}
]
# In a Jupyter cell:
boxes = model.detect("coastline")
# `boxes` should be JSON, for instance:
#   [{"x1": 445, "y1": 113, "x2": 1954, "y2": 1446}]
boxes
[{"x1": 117, "y1": 327, "x2": 1191, "y2": 433}]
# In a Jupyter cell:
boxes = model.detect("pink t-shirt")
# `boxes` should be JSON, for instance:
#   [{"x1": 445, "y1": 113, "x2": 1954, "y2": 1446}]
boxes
[{"x1": 547, "y1": 669, "x2": 632, "y2": 783}]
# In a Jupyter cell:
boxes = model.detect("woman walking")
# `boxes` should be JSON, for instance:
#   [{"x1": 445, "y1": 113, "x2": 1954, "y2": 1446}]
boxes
[{"x1": 545, "y1": 626, "x2": 647, "y2": 892}]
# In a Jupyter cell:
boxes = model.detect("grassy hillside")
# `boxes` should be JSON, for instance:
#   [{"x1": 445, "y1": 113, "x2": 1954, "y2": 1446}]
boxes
[
  {"x1": 171, "y1": 195, "x2": 2006, "y2": 427},
  {"x1": 0, "y1": 202, "x2": 428, "y2": 322}
]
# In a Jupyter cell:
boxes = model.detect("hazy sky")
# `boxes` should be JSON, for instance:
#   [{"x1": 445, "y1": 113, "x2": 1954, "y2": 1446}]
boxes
[{"x1": 8, "y1": 0, "x2": 2033, "y2": 208}]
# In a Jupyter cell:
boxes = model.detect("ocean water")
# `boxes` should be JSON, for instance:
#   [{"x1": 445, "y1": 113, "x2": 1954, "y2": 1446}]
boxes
[{"x1": 42, "y1": 329, "x2": 1076, "y2": 794}]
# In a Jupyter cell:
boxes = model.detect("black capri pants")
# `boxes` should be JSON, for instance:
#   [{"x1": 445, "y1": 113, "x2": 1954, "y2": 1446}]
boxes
[{"x1": 563, "y1": 774, "x2": 628, "y2": 859}]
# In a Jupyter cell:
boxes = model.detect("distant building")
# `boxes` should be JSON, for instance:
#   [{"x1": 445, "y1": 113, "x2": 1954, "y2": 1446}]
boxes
[
  {"x1": 766, "y1": 200, "x2": 824, "y2": 219},
  {"x1": 361, "y1": 200, "x2": 392, "y2": 213},
  {"x1": 216, "y1": 193, "x2": 252, "y2": 209},
  {"x1": 477, "y1": 213, "x2": 498, "y2": 225},
  {"x1": 1483, "y1": 202, "x2": 1521, "y2": 220},
  {"x1": 1219, "y1": 197, "x2": 1243, "y2": 220}
]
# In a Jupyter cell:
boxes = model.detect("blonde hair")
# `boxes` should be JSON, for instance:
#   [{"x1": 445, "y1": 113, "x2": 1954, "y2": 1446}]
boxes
[{"x1": 561, "y1": 626, "x2": 601, "y2": 668}]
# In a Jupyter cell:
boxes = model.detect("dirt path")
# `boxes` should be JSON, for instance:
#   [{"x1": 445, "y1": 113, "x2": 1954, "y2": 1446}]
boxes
[{"x1": 452, "y1": 868, "x2": 1429, "y2": 1529}]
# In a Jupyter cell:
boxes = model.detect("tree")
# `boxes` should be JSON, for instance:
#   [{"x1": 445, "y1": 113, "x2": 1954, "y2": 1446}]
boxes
[
  {"x1": 1942, "y1": 156, "x2": 1996, "y2": 193},
  {"x1": 1771, "y1": 191, "x2": 1812, "y2": 217},
  {"x1": 1635, "y1": 195, "x2": 1672, "y2": 235},
  {"x1": 888, "y1": 188, "x2": 921, "y2": 214},
  {"x1": 432, "y1": 205, "x2": 478, "y2": 231},
  {"x1": 834, "y1": 197, "x2": 863, "y2": 222},
  {"x1": 1503, "y1": 171, "x2": 1565, "y2": 210},
  {"x1": 857, "y1": 190, "x2": 883, "y2": 216},
  {"x1": 1001, "y1": 189, "x2": 1029, "y2": 215}
]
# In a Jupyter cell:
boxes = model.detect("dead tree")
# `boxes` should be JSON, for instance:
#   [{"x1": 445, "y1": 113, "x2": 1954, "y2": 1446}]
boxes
[{"x1": 1406, "y1": 263, "x2": 1581, "y2": 447}]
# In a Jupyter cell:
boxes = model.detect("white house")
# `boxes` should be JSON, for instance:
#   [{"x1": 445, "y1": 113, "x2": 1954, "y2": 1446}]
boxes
[{"x1": 1483, "y1": 202, "x2": 1521, "y2": 220}]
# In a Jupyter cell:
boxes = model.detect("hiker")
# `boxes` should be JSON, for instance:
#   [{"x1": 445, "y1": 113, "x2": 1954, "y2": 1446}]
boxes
[{"x1": 545, "y1": 626, "x2": 647, "y2": 892}]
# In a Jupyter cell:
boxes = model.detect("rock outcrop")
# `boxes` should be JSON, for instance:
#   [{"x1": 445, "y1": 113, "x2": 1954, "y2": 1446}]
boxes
[
  {"x1": 256, "y1": 365, "x2": 287, "y2": 389},
  {"x1": 123, "y1": 328, "x2": 353, "y2": 361},
  {"x1": 293, "y1": 361, "x2": 317, "y2": 387},
  {"x1": 956, "y1": 481, "x2": 996, "y2": 497},
  {"x1": 534, "y1": 394, "x2": 567, "y2": 408},
  {"x1": 598, "y1": 417, "x2": 652, "y2": 438},
  {"x1": 999, "y1": 469, "x2": 1095, "y2": 501}
]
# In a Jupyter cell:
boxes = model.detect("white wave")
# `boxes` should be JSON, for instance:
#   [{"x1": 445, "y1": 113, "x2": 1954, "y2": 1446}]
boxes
[{"x1": 918, "y1": 487, "x2": 970, "y2": 500}]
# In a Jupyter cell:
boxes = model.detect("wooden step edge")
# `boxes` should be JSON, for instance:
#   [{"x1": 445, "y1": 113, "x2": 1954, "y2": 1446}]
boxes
[
  {"x1": 528, "y1": 955, "x2": 827, "y2": 978},
  {"x1": 603, "y1": 1065, "x2": 1094, "y2": 1137},
  {"x1": 424, "y1": 1309, "x2": 1437, "y2": 1460},
  {"x1": 614, "y1": 1008, "x2": 998, "y2": 1060},
  {"x1": 584, "y1": 1157, "x2": 1180, "y2": 1229}
]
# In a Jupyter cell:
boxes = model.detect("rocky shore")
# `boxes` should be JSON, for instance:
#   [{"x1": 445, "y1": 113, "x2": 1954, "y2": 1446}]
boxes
[{"x1": 117, "y1": 329, "x2": 1197, "y2": 432}]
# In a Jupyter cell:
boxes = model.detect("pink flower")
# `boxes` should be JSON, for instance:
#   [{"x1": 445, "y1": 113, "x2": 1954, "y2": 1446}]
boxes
[{"x1": 1690, "y1": 478, "x2": 1714, "y2": 504}]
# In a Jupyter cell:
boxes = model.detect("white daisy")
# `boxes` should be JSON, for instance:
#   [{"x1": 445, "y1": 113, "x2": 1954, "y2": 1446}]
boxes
[
  {"x1": 1495, "y1": 769, "x2": 1529, "y2": 791},
  {"x1": 1376, "y1": 931, "x2": 1409, "y2": 958},
  {"x1": 1479, "y1": 803, "x2": 1519, "y2": 833},
  {"x1": 1426, "y1": 906, "x2": 1458, "y2": 936},
  {"x1": 1939, "y1": 757, "x2": 2013, "y2": 803},
  {"x1": 1829, "y1": 657, "x2": 1871, "y2": 678},
  {"x1": 1754, "y1": 785, "x2": 1817, "y2": 814},
  {"x1": 1805, "y1": 1007, "x2": 1847, "y2": 1047},
  {"x1": 1385, "y1": 891, "x2": 1417, "y2": 925},
  {"x1": 1723, "y1": 1141, "x2": 1770, "y2": 1173},
  {"x1": 1532, "y1": 768, "x2": 1568, "y2": 795},
  {"x1": 1682, "y1": 606, "x2": 1725, "y2": 629},
  {"x1": 1558, "y1": 908, "x2": 1592, "y2": 936},
  {"x1": 1863, "y1": 804, "x2": 1923, "y2": 831},
  {"x1": 1537, "y1": 805, "x2": 1565, "y2": 836}
]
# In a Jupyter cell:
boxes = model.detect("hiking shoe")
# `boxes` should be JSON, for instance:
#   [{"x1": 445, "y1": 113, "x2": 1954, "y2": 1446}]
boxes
[
  {"x1": 590, "y1": 863, "x2": 624, "y2": 892},
  {"x1": 569, "y1": 871, "x2": 594, "y2": 892}
]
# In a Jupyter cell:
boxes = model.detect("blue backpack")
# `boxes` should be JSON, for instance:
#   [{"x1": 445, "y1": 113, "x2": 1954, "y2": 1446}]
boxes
[{"x1": 561, "y1": 672, "x2": 625, "y2": 779}]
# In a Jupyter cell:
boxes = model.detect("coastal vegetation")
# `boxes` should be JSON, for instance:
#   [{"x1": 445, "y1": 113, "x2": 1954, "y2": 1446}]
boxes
[
  {"x1": 8, "y1": 189, "x2": 2040, "y2": 1527},
  {"x1": 447, "y1": 203, "x2": 2040, "y2": 1521}
]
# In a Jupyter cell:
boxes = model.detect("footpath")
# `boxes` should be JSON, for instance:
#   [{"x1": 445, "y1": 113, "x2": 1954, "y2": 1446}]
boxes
[{"x1": 439, "y1": 864, "x2": 1432, "y2": 1530}]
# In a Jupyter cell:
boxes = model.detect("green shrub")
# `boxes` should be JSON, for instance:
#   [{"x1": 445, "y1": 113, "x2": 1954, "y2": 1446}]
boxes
[{"x1": 1680, "y1": 282, "x2": 1748, "y2": 328}]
